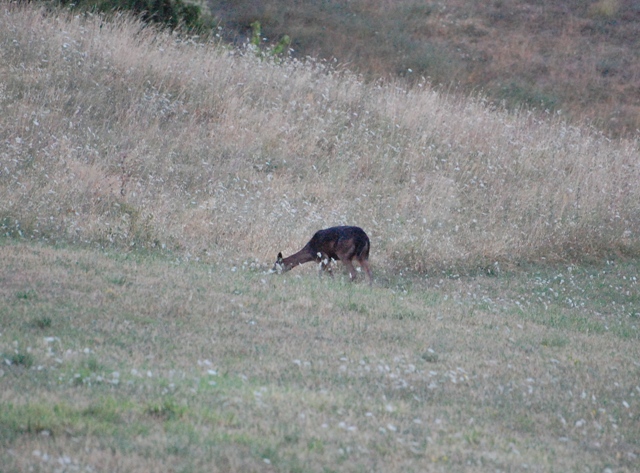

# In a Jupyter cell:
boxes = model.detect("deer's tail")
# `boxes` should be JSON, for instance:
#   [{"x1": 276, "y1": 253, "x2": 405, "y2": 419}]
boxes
[{"x1": 355, "y1": 237, "x2": 370, "y2": 259}]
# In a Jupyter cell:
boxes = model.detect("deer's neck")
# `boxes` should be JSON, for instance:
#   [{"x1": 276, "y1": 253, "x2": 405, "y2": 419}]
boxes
[{"x1": 282, "y1": 247, "x2": 316, "y2": 270}]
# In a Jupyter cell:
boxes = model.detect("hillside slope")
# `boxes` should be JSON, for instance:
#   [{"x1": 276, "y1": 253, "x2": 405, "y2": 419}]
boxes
[
  {"x1": 1, "y1": 4, "x2": 639, "y2": 272},
  {"x1": 209, "y1": 0, "x2": 640, "y2": 138}
]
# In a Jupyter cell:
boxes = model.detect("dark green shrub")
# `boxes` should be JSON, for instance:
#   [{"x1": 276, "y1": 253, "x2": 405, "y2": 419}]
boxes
[{"x1": 50, "y1": 0, "x2": 207, "y2": 32}]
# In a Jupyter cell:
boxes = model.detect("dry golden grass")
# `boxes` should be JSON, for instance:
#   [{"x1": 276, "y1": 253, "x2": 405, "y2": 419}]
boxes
[
  {"x1": 210, "y1": 0, "x2": 640, "y2": 137},
  {"x1": 1, "y1": 4, "x2": 638, "y2": 275}
]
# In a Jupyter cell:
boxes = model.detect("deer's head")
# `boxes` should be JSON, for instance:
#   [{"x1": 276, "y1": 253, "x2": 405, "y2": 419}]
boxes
[{"x1": 272, "y1": 252, "x2": 288, "y2": 274}]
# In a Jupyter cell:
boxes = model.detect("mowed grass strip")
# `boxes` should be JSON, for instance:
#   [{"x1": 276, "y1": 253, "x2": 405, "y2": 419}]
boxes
[{"x1": 1, "y1": 241, "x2": 638, "y2": 472}]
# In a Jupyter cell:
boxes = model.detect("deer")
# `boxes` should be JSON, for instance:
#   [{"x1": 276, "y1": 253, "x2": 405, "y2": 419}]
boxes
[{"x1": 273, "y1": 226, "x2": 373, "y2": 285}]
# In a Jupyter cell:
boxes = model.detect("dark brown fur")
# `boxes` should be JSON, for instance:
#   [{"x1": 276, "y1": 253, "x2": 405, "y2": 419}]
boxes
[{"x1": 274, "y1": 226, "x2": 373, "y2": 285}]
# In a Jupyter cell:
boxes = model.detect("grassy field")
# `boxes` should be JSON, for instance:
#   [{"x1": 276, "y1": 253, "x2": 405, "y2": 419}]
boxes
[
  {"x1": 1, "y1": 240, "x2": 639, "y2": 472},
  {"x1": 1, "y1": 4, "x2": 639, "y2": 471}
]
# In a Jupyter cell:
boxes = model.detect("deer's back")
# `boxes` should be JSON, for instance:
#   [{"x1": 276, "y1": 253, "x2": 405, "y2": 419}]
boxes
[{"x1": 307, "y1": 226, "x2": 370, "y2": 259}]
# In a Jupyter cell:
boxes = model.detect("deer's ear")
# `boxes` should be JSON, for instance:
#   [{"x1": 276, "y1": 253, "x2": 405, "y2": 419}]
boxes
[{"x1": 277, "y1": 252, "x2": 283, "y2": 260}]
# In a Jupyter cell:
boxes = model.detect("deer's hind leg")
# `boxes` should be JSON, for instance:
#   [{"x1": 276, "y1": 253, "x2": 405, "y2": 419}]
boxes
[
  {"x1": 340, "y1": 258, "x2": 359, "y2": 282},
  {"x1": 335, "y1": 243, "x2": 359, "y2": 282},
  {"x1": 358, "y1": 257, "x2": 373, "y2": 286}
]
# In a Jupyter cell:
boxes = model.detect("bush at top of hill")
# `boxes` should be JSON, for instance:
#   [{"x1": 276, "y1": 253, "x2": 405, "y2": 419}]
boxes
[{"x1": 50, "y1": 0, "x2": 209, "y2": 31}]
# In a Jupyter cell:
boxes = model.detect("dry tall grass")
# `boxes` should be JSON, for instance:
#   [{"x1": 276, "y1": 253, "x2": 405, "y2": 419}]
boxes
[
  {"x1": 1, "y1": 4, "x2": 639, "y2": 272},
  {"x1": 210, "y1": 0, "x2": 640, "y2": 138}
]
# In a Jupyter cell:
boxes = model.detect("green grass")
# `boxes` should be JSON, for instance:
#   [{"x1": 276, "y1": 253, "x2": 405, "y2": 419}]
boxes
[{"x1": 1, "y1": 240, "x2": 638, "y2": 472}]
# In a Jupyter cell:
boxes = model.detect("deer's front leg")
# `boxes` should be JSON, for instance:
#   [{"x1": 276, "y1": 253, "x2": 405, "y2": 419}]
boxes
[{"x1": 316, "y1": 252, "x2": 334, "y2": 278}]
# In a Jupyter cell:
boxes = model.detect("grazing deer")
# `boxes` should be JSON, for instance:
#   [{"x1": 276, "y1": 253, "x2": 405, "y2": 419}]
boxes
[{"x1": 273, "y1": 226, "x2": 373, "y2": 285}]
